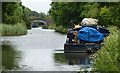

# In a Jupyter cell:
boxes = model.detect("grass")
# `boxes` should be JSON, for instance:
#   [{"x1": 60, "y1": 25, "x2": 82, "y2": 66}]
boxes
[
  {"x1": 92, "y1": 26, "x2": 119, "y2": 71},
  {"x1": 42, "y1": 23, "x2": 69, "y2": 34},
  {"x1": 0, "y1": 24, "x2": 27, "y2": 36}
]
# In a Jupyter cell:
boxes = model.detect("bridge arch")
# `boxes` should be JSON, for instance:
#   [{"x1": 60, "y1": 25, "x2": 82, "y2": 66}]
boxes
[{"x1": 32, "y1": 20, "x2": 47, "y2": 26}]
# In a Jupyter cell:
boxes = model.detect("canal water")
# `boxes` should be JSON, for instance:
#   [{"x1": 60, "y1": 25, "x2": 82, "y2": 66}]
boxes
[{"x1": 1, "y1": 27, "x2": 93, "y2": 71}]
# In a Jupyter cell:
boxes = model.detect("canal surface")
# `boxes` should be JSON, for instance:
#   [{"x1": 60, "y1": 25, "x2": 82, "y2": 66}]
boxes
[{"x1": 2, "y1": 27, "x2": 93, "y2": 71}]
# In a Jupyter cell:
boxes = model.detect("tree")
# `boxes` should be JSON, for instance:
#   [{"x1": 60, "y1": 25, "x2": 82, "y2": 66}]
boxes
[
  {"x1": 22, "y1": 6, "x2": 31, "y2": 29},
  {"x1": 39, "y1": 12, "x2": 46, "y2": 19},
  {"x1": 49, "y1": 2, "x2": 120, "y2": 27},
  {"x1": 2, "y1": 2, "x2": 23, "y2": 24}
]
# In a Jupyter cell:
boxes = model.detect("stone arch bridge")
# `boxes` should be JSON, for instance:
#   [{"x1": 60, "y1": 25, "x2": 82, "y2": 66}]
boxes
[{"x1": 32, "y1": 18, "x2": 51, "y2": 26}]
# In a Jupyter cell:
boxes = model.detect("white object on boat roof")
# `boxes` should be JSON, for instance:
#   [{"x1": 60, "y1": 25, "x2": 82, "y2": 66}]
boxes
[{"x1": 81, "y1": 18, "x2": 98, "y2": 26}]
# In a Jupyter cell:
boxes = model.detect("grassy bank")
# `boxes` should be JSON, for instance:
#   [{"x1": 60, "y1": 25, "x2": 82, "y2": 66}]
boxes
[
  {"x1": 92, "y1": 26, "x2": 119, "y2": 71},
  {"x1": 0, "y1": 24, "x2": 27, "y2": 36},
  {"x1": 42, "y1": 23, "x2": 69, "y2": 34}
]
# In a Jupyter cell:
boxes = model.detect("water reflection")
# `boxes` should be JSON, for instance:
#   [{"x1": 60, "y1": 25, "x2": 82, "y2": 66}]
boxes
[
  {"x1": 54, "y1": 53, "x2": 66, "y2": 64},
  {"x1": 65, "y1": 53, "x2": 92, "y2": 65},
  {"x1": 54, "y1": 52, "x2": 93, "y2": 66},
  {"x1": 2, "y1": 43, "x2": 21, "y2": 70}
]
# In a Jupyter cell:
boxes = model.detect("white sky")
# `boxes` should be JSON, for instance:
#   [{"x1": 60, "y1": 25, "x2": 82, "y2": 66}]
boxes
[{"x1": 21, "y1": 0, "x2": 52, "y2": 14}]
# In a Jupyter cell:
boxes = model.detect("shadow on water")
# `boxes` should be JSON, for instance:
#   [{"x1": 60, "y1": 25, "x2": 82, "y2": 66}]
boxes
[
  {"x1": 54, "y1": 53, "x2": 67, "y2": 64},
  {"x1": 2, "y1": 43, "x2": 22, "y2": 70},
  {"x1": 65, "y1": 53, "x2": 92, "y2": 65},
  {"x1": 54, "y1": 52, "x2": 93, "y2": 65},
  {"x1": 54, "y1": 50, "x2": 94, "y2": 71}
]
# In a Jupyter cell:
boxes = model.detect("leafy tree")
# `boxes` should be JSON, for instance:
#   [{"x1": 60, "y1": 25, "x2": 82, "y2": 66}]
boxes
[
  {"x1": 22, "y1": 6, "x2": 31, "y2": 29},
  {"x1": 2, "y1": 2, "x2": 22, "y2": 24},
  {"x1": 30, "y1": 11, "x2": 40, "y2": 17},
  {"x1": 49, "y1": 2, "x2": 120, "y2": 27},
  {"x1": 39, "y1": 12, "x2": 46, "y2": 19}
]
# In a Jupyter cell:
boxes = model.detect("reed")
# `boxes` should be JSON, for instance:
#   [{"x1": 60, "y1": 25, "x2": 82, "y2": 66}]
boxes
[{"x1": 0, "y1": 24, "x2": 27, "y2": 36}]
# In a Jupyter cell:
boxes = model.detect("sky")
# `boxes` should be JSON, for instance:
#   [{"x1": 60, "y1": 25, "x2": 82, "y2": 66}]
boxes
[{"x1": 21, "y1": 0, "x2": 52, "y2": 14}]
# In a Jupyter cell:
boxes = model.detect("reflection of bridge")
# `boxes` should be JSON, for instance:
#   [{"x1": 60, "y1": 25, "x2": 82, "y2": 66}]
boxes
[{"x1": 32, "y1": 18, "x2": 51, "y2": 26}]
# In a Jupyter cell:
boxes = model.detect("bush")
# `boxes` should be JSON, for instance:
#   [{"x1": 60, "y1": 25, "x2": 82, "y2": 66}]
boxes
[
  {"x1": 42, "y1": 23, "x2": 68, "y2": 34},
  {"x1": 55, "y1": 25, "x2": 68, "y2": 34},
  {"x1": 92, "y1": 26, "x2": 119, "y2": 71}
]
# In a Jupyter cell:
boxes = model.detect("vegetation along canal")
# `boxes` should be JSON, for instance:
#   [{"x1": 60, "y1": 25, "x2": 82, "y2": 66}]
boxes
[{"x1": 2, "y1": 27, "x2": 93, "y2": 71}]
